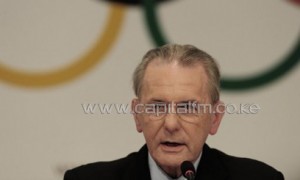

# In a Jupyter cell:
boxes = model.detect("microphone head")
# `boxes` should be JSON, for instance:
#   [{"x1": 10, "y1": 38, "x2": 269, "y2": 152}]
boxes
[{"x1": 180, "y1": 161, "x2": 196, "y2": 179}]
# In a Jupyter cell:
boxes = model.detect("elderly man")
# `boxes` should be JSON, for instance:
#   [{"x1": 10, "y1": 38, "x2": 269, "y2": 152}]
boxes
[{"x1": 64, "y1": 44, "x2": 284, "y2": 180}]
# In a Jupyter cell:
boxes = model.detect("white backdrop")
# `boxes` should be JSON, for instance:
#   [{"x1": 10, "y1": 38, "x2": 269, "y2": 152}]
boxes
[{"x1": 0, "y1": 0, "x2": 299, "y2": 179}]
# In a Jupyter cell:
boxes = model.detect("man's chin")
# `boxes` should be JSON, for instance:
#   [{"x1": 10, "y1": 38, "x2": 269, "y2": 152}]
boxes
[
  {"x1": 151, "y1": 146, "x2": 192, "y2": 168},
  {"x1": 155, "y1": 157, "x2": 184, "y2": 177},
  {"x1": 154, "y1": 153, "x2": 186, "y2": 169}
]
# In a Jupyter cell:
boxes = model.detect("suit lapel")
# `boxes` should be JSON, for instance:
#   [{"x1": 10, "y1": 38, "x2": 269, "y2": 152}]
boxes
[{"x1": 195, "y1": 144, "x2": 229, "y2": 180}]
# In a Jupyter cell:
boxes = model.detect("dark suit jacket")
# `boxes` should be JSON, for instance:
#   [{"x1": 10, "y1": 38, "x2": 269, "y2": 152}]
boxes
[{"x1": 64, "y1": 144, "x2": 284, "y2": 180}]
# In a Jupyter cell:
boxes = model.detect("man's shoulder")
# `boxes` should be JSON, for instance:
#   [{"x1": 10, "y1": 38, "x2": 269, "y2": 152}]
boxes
[
  {"x1": 208, "y1": 146, "x2": 284, "y2": 179},
  {"x1": 64, "y1": 152, "x2": 139, "y2": 180}
]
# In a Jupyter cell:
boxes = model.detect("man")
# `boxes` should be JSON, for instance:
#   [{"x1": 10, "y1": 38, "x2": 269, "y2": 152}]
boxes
[{"x1": 64, "y1": 44, "x2": 284, "y2": 180}]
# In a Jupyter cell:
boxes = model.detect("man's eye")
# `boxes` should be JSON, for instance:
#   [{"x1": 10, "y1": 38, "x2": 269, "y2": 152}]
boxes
[
  {"x1": 177, "y1": 103, "x2": 199, "y2": 113},
  {"x1": 154, "y1": 104, "x2": 166, "y2": 111},
  {"x1": 177, "y1": 104, "x2": 192, "y2": 109}
]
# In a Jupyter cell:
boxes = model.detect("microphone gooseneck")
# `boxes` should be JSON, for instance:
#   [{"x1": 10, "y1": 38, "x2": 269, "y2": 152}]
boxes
[{"x1": 180, "y1": 161, "x2": 195, "y2": 180}]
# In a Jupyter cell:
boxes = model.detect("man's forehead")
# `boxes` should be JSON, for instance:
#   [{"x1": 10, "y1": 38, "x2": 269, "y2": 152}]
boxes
[
  {"x1": 140, "y1": 59, "x2": 209, "y2": 100},
  {"x1": 144, "y1": 59, "x2": 207, "y2": 81}
]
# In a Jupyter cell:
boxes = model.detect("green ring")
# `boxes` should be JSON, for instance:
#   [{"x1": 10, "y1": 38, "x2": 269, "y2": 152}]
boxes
[{"x1": 142, "y1": 0, "x2": 300, "y2": 90}]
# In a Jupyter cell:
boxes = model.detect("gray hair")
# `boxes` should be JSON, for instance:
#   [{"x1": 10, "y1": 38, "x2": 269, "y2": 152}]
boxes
[{"x1": 133, "y1": 44, "x2": 221, "y2": 103}]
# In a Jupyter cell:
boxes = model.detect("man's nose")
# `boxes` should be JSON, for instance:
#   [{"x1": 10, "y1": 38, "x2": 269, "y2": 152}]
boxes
[{"x1": 163, "y1": 109, "x2": 181, "y2": 133}]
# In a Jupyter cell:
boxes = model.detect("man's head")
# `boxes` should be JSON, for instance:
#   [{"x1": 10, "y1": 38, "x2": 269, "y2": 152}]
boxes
[
  {"x1": 131, "y1": 44, "x2": 224, "y2": 177},
  {"x1": 133, "y1": 44, "x2": 220, "y2": 103}
]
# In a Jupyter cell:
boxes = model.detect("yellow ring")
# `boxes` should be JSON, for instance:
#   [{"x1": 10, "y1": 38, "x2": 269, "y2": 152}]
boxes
[{"x1": 0, "y1": 4, "x2": 126, "y2": 87}]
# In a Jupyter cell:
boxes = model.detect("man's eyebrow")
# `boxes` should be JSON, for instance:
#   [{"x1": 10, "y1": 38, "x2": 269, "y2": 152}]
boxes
[
  {"x1": 146, "y1": 99, "x2": 203, "y2": 104},
  {"x1": 176, "y1": 100, "x2": 199, "y2": 104},
  {"x1": 147, "y1": 99, "x2": 167, "y2": 103}
]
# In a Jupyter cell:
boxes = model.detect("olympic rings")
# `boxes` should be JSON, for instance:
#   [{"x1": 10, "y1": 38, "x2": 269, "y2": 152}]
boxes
[
  {"x1": 0, "y1": 4, "x2": 126, "y2": 87},
  {"x1": 142, "y1": 0, "x2": 300, "y2": 90}
]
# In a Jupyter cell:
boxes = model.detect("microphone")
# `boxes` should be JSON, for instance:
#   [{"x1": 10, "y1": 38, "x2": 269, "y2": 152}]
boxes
[{"x1": 181, "y1": 161, "x2": 196, "y2": 180}]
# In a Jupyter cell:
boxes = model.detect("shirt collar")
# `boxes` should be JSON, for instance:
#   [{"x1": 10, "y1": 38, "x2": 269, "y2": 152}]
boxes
[{"x1": 148, "y1": 153, "x2": 202, "y2": 180}]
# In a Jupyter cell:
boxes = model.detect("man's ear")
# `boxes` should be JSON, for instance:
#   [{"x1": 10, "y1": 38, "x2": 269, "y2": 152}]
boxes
[
  {"x1": 209, "y1": 101, "x2": 225, "y2": 135},
  {"x1": 132, "y1": 98, "x2": 143, "y2": 133}
]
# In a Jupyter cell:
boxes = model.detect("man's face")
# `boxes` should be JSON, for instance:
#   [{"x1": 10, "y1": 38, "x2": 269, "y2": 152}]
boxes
[{"x1": 132, "y1": 59, "x2": 223, "y2": 175}]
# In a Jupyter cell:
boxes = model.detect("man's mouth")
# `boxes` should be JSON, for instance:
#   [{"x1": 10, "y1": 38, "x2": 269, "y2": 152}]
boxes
[
  {"x1": 160, "y1": 141, "x2": 185, "y2": 152},
  {"x1": 161, "y1": 141, "x2": 184, "y2": 147}
]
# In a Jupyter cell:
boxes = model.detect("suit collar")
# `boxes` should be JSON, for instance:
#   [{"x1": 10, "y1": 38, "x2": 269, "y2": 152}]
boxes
[
  {"x1": 121, "y1": 145, "x2": 151, "y2": 180},
  {"x1": 136, "y1": 145, "x2": 152, "y2": 180}
]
